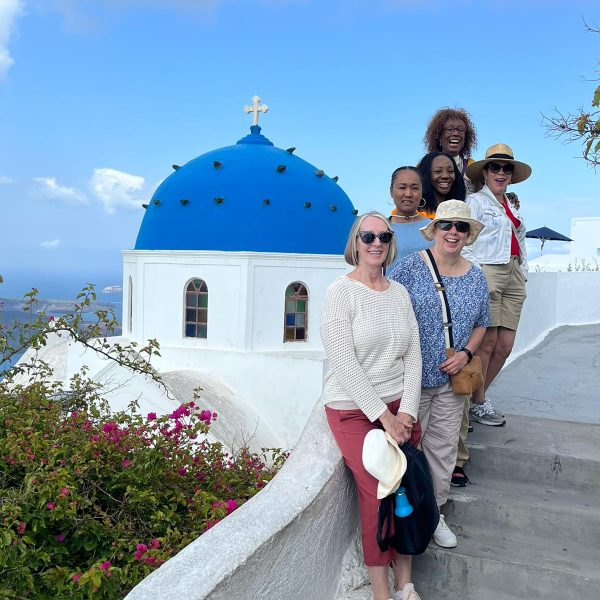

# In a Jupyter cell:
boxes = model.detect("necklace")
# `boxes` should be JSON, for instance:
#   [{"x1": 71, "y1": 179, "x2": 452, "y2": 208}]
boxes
[{"x1": 391, "y1": 213, "x2": 420, "y2": 221}]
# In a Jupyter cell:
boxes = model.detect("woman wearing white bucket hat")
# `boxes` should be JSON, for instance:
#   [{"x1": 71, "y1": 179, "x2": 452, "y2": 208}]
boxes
[
  {"x1": 390, "y1": 200, "x2": 490, "y2": 549},
  {"x1": 463, "y1": 143, "x2": 531, "y2": 427},
  {"x1": 321, "y1": 211, "x2": 422, "y2": 600}
]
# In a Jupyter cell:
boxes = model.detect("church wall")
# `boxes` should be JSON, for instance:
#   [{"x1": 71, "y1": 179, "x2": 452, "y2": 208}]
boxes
[
  {"x1": 122, "y1": 250, "x2": 349, "y2": 353},
  {"x1": 154, "y1": 346, "x2": 328, "y2": 446}
]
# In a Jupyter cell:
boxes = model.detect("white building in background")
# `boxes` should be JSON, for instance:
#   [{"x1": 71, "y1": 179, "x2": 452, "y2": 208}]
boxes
[
  {"x1": 17, "y1": 102, "x2": 357, "y2": 450},
  {"x1": 529, "y1": 216, "x2": 600, "y2": 272}
]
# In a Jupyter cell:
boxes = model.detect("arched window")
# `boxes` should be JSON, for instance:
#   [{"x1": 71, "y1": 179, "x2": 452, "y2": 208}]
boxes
[
  {"x1": 284, "y1": 282, "x2": 308, "y2": 342},
  {"x1": 185, "y1": 279, "x2": 208, "y2": 338}
]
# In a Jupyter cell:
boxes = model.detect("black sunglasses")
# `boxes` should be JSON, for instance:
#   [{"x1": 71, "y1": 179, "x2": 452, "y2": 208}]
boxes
[
  {"x1": 358, "y1": 230, "x2": 394, "y2": 245},
  {"x1": 487, "y1": 162, "x2": 514, "y2": 175},
  {"x1": 435, "y1": 220, "x2": 471, "y2": 233}
]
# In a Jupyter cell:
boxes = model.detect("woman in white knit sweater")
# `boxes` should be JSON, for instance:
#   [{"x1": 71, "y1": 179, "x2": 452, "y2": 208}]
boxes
[{"x1": 321, "y1": 212, "x2": 423, "y2": 600}]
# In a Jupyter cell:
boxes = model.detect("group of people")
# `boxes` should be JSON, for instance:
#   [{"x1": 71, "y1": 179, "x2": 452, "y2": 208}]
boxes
[{"x1": 320, "y1": 107, "x2": 531, "y2": 600}]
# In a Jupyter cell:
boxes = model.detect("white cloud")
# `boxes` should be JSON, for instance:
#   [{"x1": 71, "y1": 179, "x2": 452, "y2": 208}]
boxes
[
  {"x1": 0, "y1": 175, "x2": 14, "y2": 184},
  {"x1": 32, "y1": 176, "x2": 88, "y2": 205},
  {"x1": 40, "y1": 238, "x2": 61, "y2": 249},
  {"x1": 42, "y1": 0, "x2": 216, "y2": 31},
  {"x1": 0, "y1": 0, "x2": 24, "y2": 79},
  {"x1": 90, "y1": 167, "x2": 145, "y2": 214}
]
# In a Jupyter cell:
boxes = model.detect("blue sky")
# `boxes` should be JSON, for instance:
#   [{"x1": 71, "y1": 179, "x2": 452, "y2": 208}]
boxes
[{"x1": 1, "y1": 0, "x2": 599, "y2": 298}]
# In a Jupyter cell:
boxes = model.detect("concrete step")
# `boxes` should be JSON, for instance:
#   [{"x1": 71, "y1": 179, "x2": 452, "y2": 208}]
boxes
[
  {"x1": 447, "y1": 477, "x2": 600, "y2": 550},
  {"x1": 414, "y1": 538, "x2": 599, "y2": 600},
  {"x1": 345, "y1": 415, "x2": 600, "y2": 600},
  {"x1": 411, "y1": 417, "x2": 600, "y2": 600}
]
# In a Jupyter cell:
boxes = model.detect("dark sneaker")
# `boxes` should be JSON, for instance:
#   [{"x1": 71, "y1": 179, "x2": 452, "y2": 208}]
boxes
[
  {"x1": 451, "y1": 466, "x2": 470, "y2": 487},
  {"x1": 469, "y1": 400, "x2": 506, "y2": 426}
]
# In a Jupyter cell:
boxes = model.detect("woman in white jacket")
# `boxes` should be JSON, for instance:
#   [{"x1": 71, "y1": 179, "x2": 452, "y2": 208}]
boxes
[{"x1": 462, "y1": 144, "x2": 531, "y2": 426}]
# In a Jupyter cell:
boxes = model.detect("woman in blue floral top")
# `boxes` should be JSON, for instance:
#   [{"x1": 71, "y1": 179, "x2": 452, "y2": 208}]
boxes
[{"x1": 389, "y1": 200, "x2": 490, "y2": 550}]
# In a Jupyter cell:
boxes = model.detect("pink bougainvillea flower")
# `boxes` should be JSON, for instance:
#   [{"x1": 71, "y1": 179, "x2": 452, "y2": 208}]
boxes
[
  {"x1": 71, "y1": 573, "x2": 82, "y2": 582},
  {"x1": 147, "y1": 412, "x2": 157, "y2": 421},
  {"x1": 55, "y1": 533, "x2": 66, "y2": 542},
  {"x1": 136, "y1": 543, "x2": 148, "y2": 553},
  {"x1": 122, "y1": 458, "x2": 132, "y2": 468},
  {"x1": 133, "y1": 550, "x2": 144, "y2": 561},
  {"x1": 226, "y1": 499, "x2": 238, "y2": 514},
  {"x1": 177, "y1": 467, "x2": 187, "y2": 477},
  {"x1": 59, "y1": 487, "x2": 69, "y2": 496},
  {"x1": 149, "y1": 538, "x2": 161, "y2": 549},
  {"x1": 99, "y1": 561, "x2": 111, "y2": 571},
  {"x1": 102, "y1": 422, "x2": 116, "y2": 433},
  {"x1": 47, "y1": 502, "x2": 56, "y2": 510}
]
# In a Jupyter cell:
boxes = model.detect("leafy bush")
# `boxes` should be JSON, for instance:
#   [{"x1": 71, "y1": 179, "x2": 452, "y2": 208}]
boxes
[{"x1": 0, "y1": 281, "x2": 286, "y2": 598}]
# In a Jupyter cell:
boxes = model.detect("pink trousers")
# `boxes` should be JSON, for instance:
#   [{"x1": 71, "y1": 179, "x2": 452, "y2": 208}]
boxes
[{"x1": 326, "y1": 399, "x2": 421, "y2": 566}]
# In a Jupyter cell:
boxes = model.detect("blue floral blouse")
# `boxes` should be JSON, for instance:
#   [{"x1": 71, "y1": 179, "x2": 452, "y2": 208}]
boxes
[{"x1": 389, "y1": 252, "x2": 490, "y2": 389}]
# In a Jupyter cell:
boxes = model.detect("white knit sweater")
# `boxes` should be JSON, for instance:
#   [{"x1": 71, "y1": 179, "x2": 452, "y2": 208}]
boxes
[{"x1": 319, "y1": 276, "x2": 422, "y2": 422}]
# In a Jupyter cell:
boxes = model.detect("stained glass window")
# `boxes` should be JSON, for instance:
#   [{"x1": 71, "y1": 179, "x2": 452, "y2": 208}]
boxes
[
  {"x1": 283, "y1": 282, "x2": 308, "y2": 342},
  {"x1": 184, "y1": 279, "x2": 208, "y2": 338}
]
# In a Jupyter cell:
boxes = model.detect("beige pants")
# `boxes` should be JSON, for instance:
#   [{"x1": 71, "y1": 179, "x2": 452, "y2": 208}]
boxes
[
  {"x1": 456, "y1": 396, "x2": 470, "y2": 467},
  {"x1": 419, "y1": 382, "x2": 466, "y2": 507}
]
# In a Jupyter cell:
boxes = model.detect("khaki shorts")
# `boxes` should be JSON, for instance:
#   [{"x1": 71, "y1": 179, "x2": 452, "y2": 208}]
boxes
[{"x1": 482, "y1": 258, "x2": 526, "y2": 330}]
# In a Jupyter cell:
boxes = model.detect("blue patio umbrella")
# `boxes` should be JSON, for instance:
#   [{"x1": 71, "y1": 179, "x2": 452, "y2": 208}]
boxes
[{"x1": 526, "y1": 226, "x2": 572, "y2": 253}]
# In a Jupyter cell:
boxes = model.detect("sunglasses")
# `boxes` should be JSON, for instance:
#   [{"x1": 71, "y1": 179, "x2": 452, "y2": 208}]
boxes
[
  {"x1": 358, "y1": 230, "x2": 394, "y2": 245},
  {"x1": 487, "y1": 162, "x2": 514, "y2": 175},
  {"x1": 435, "y1": 221, "x2": 471, "y2": 233}
]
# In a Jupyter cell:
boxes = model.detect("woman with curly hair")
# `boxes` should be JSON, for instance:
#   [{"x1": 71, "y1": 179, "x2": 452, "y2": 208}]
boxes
[
  {"x1": 423, "y1": 108, "x2": 477, "y2": 188},
  {"x1": 416, "y1": 151, "x2": 466, "y2": 218}
]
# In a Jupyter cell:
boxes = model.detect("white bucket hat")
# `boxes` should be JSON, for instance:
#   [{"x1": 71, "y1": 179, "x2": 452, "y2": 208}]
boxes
[
  {"x1": 420, "y1": 199, "x2": 484, "y2": 246},
  {"x1": 362, "y1": 429, "x2": 407, "y2": 499}
]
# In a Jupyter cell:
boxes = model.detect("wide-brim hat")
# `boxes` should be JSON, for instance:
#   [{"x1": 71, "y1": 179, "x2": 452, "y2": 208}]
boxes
[
  {"x1": 466, "y1": 143, "x2": 532, "y2": 186},
  {"x1": 362, "y1": 429, "x2": 407, "y2": 499},
  {"x1": 420, "y1": 199, "x2": 484, "y2": 246}
]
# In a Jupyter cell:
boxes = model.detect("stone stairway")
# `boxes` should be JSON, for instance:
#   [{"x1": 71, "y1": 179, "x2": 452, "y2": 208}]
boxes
[
  {"x1": 412, "y1": 414, "x2": 600, "y2": 599},
  {"x1": 346, "y1": 414, "x2": 600, "y2": 600}
]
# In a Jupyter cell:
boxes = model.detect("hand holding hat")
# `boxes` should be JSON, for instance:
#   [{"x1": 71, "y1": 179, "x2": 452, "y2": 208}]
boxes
[{"x1": 362, "y1": 429, "x2": 408, "y2": 499}]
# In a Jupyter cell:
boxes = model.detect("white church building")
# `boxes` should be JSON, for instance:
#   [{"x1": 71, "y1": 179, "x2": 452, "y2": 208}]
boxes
[{"x1": 20, "y1": 99, "x2": 356, "y2": 450}]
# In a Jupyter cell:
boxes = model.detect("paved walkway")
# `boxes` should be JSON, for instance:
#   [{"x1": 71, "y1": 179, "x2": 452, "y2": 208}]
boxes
[{"x1": 487, "y1": 323, "x2": 600, "y2": 425}]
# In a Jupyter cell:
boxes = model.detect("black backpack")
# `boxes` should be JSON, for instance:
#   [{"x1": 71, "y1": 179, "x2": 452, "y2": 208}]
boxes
[{"x1": 376, "y1": 443, "x2": 439, "y2": 555}]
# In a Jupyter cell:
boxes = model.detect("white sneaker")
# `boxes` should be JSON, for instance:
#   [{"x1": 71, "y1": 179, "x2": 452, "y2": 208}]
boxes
[
  {"x1": 392, "y1": 582, "x2": 421, "y2": 600},
  {"x1": 433, "y1": 514, "x2": 457, "y2": 548}
]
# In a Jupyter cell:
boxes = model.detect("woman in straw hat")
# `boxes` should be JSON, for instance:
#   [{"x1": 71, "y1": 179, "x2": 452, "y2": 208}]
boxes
[
  {"x1": 463, "y1": 143, "x2": 531, "y2": 426},
  {"x1": 321, "y1": 212, "x2": 423, "y2": 600},
  {"x1": 390, "y1": 200, "x2": 490, "y2": 550}
]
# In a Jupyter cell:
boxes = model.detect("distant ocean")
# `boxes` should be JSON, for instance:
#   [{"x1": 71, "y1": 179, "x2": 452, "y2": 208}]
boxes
[{"x1": 1, "y1": 271, "x2": 123, "y2": 372}]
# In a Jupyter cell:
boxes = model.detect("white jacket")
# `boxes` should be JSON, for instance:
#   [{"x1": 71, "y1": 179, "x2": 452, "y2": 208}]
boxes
[{"x1": 462, "y1": 185, "x2": 528, "y2": 275}]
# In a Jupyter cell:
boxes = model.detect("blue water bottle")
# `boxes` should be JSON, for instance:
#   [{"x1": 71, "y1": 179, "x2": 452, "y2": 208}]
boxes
[{"x1": 394, "y1": 486, "x2": 413, "y2": 517}]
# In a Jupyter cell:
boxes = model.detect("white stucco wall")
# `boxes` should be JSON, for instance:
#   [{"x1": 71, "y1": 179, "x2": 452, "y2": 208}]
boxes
[
  {"x1": 125, "y1": 403, "x2": 359, "y2": 600},
  {"x1": 122, "y1": 250, "x2": 349, "y2": 352},
  {"x1": 571, "y1": 217, "x2": 600, "y2": 257},
  {"x1": 510, "y1": 271, "x2": 600, "y2": 360}
]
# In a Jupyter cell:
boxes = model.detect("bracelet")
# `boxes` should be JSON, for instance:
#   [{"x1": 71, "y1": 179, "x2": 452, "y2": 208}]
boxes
[{"x1": 460, "y1": 347, "x2": 473, "y2": 362}]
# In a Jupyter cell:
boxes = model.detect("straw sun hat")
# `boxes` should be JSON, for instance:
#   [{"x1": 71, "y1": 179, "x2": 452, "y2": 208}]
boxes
[
  {"x1": 362, "y1": 429, "x2": 407, "y2": 499},
  {"x1": 420, "y1": 200, "x2": 484, "y2": 246},
  {"x1": 466, "y1": 143, "x2": 532, "y2": 186}
]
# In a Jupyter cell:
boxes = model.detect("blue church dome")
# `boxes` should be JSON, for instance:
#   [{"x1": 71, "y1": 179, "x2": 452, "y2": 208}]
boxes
[{"x1": 135, "y1": 125, "x2": 357, "y2": 254}]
